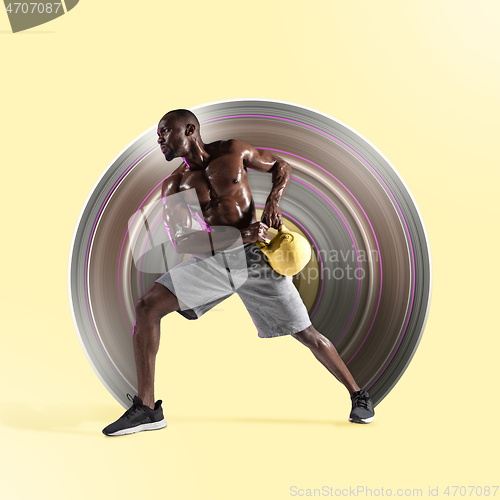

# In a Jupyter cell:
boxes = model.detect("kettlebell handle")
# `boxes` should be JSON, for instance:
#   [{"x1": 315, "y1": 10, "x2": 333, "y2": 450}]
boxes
[{"x1": 255, "y1": 223, "x2": 292, "y2": 249}]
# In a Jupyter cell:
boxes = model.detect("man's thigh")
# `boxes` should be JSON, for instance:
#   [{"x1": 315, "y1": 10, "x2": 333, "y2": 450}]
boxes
[
  {"x1": 236, "y1": 256, "x2": 312, "y2": 338},
  {"x1": 155, "y1": 254, "x2": 237, "y2": 313}
]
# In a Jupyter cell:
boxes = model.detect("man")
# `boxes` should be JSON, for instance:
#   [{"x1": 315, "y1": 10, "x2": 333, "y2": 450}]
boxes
[{"x1": 102, "y1": 109, "x2": 374, "y2": 436}]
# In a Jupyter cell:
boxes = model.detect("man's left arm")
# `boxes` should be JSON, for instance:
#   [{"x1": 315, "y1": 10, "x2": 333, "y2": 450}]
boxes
[{"x1": 242, "y1": 141, "x2": 291, "y2": 230}]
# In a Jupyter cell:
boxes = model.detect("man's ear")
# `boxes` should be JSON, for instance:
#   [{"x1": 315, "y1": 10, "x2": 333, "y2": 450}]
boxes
[{"x1": 185, "y1": 123, "x2": 196, "y2": 136}]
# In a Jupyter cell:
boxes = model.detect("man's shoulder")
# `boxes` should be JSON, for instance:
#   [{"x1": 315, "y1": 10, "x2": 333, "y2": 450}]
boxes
[
  {"x1": 208, "y1": 138, "x2": 254, "y2": 156},
  {"x1": 161, "y1": 163, "x2": 188, "y2": 196}
]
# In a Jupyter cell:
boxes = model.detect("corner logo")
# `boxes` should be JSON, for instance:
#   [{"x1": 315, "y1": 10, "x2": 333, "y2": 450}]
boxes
[{"x1": 3, "y1": 1, "x2": 79, "y2": 33}]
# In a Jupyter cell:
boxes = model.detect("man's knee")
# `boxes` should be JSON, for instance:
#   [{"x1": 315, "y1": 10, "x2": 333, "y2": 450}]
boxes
[
  {"x1": 135, "y1": 296, "x2": 153, "y2": 316},
  {"x1": 292, "y1": 326, "x2": 330, "y2": 350},
  {"x1": 135, "y1": 283, "x2": 180, "y2": 319}
]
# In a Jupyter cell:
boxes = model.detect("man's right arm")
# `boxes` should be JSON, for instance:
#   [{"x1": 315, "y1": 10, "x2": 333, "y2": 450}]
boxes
[{"x1": 162, "y1": 173, "x2": 194, "y2": 254}]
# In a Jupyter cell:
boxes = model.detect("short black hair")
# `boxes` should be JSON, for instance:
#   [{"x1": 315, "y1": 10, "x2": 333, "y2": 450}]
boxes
[{"x1": 165, "y1": 109, "x2": 200, "y2": 131}]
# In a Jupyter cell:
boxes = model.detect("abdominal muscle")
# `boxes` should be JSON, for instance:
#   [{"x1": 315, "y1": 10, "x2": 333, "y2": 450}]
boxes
[
  {"x1": 202, "y1": 196, "x2": 256, "y2": 231},
  {"x1": 179, "y1": 162, "x2": 257, "y2": 232}
]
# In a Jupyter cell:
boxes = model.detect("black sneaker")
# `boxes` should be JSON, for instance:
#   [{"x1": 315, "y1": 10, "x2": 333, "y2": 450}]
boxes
[
  {"x1": 102, "y1": 394, "x2": 167, "y2": 436},
  {"x1": 349, "y1": 389, "x2": 375, "y2": 424}
]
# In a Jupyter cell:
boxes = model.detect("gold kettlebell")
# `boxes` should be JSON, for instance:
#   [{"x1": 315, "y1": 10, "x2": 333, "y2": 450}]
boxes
[{"x1": 255, "y1": 224, "x2": 312, "y2": 276}]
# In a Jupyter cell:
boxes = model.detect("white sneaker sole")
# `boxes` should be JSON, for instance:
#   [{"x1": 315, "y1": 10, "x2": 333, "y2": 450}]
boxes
[
  {"x1": 107, "y1": 419, "x2": 167, "y2": 436},
  {"x1": 349, "y1": 416, "x2": 374, "y2": 424}
]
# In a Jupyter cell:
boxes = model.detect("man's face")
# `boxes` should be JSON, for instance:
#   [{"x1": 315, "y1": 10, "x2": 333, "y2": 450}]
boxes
[{"x1": 157, "y1": 115, "x2": 190, "y2": 161}]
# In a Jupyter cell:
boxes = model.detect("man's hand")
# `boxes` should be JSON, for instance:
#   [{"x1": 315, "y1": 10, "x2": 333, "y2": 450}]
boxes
[
  {"x1": 261, "y1": 200, "x2": 282, "y2": 230},
  {"x1": 241, "y1": 221, "x2": 269, "y2": 244}
]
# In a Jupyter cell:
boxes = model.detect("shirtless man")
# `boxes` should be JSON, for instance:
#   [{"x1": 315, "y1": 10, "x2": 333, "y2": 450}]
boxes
[{"x1": 102, "y1": 109, "x2": 374, "y2": 436}]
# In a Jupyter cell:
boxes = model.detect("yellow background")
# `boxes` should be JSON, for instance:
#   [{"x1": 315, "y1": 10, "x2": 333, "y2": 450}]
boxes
[{"x1": 1, "y1": 1, "x2": 499, "y2": 498}]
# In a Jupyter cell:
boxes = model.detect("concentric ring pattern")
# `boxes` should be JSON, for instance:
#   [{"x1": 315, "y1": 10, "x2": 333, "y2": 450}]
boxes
[{"x1": 68, "y1": 99, "x2": 432, "y2": 409}]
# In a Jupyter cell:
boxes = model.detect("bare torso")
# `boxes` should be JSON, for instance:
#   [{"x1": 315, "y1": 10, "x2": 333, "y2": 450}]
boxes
[{"x1": 171, "y1": 140, "x2": 257, "y2": 230}]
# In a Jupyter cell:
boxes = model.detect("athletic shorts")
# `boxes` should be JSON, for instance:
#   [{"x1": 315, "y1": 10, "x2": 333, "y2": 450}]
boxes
[{"x1": 154, "y1": 242, "x2": 312, "y2": 338}]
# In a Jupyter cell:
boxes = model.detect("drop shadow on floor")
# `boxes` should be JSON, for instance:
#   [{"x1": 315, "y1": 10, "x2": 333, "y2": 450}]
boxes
[
  {"x1": 169, "y1": 415, "x2": 353, "y2": 428},
  {"x1": 0, "y1": 403, "x2": 358, "y2": 435},
  {"x1": 0, "y1": 403, "x2": 120, "y2": 436}
]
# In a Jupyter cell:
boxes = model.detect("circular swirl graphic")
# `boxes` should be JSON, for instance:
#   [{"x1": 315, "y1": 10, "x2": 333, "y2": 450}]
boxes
[{"x1": 68, "y1": 99, "x2": 432, "y2": 408}]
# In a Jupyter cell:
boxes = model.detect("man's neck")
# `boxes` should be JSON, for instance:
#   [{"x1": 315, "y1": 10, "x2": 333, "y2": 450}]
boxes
[{"x1": 184, "y1": 139, "x2": 210, "y2": 170}]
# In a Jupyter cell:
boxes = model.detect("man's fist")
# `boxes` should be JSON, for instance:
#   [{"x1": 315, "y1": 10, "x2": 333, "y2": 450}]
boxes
[
  {"x1": 241, "y1": 221, "x2": 269, "y2": 244},
  {"x1": 261, "y1": 201, "x2": 282, "y2": 230}
]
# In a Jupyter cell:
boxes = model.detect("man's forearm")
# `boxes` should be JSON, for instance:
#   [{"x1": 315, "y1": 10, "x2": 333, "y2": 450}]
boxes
[
  {"x1": 267, "y1": 160, "x2": 291, "y2": 204},
  {"x1": 174, "y1": 227, "x2": 243, "y2": 255}
]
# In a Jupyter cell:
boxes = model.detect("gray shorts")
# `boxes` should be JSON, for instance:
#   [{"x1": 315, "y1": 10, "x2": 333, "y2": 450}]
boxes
[{"x1": 155, "y1": 242, "x2": 312, "y2": 338}]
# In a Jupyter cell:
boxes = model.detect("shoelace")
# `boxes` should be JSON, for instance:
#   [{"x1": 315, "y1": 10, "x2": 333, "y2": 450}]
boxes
[
  {"x1": 123, "y1": 393, "x2": 144, "y2": 418},
  {"x1": 352, "y1": 391, "x2": 369, "y2": 410}
]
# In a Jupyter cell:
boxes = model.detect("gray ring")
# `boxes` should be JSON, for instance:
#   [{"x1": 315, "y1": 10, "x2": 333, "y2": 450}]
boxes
[{"x1": 68, "y1": 99, "x2": 432, "y2": 408}]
